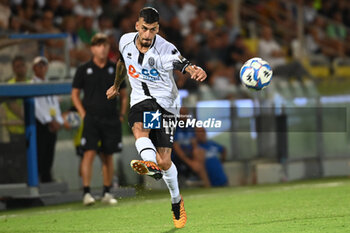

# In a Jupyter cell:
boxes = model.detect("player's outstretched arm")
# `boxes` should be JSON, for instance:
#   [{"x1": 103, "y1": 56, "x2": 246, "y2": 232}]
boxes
[
  {"x1": 173, "y1": 55, "x2": 207, "y2": 82},
  {"x1": 185, "y1": 65, "x2": 207, "y2": 82},
  {"x1": 106, "y1": 59, "x2": 127, "y2": 99}
]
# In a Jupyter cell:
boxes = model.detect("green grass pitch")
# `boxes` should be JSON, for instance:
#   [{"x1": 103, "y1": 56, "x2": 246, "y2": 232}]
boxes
[{"x1": 0, "y1": 178, "x2": 349, "y2": 233}]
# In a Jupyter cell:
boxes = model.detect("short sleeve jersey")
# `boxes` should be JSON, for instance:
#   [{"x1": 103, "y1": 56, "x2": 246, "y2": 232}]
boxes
[
  {"x1": 119, "y1": 32, "x2": 182, "y2": 116},
  {"x1": 72, "y1": 60, "x2": 126, "y2": 117}
]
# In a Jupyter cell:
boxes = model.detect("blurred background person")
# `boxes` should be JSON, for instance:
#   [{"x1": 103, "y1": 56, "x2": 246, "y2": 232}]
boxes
[
  {"x1": 71, "y1": 33, "x2": 127, "y2": 206},
  {"x1": 1, "y1": 56, "x2": 28, "y2": 142},
  {"x1": 172, "y1": 108, "x2": 211, "y2": 188},
  {"x1": 195, "y1": 127, "x2": 228, "y2": 187},
  {"x1": 32, "y1": 56, "x2": 64, "y2": 183}
]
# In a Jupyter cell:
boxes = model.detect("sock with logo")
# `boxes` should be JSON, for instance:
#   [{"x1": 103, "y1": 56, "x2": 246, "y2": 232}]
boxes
[
  {"x1": 135, "y1": 137, "x2": 157, "y2": 163},
  {"x1": 163, "y1": 162, "x2": 181, "y2": 204}
]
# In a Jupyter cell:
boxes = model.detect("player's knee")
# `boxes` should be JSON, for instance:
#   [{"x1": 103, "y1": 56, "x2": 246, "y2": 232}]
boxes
[
  {"x1": 132, "y1": 123, "x2": 150, "y2": 139},
  {"x1": 158, "y1": 159, "x2": 172, "y2": 170}
]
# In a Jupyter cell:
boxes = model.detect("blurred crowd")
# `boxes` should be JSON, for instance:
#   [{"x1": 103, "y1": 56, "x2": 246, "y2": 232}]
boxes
[{"x1": 0, "y1": 0, "x2": 349, "y2": 99}]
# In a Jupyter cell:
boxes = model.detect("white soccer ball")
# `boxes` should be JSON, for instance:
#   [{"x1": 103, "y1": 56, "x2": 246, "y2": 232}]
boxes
[
  {"x1": 239, "y1": 57, "x2": 273, "y2": 90},
  {"x1": 66, "y1": 111, "x2": 81, "y2": 128}
]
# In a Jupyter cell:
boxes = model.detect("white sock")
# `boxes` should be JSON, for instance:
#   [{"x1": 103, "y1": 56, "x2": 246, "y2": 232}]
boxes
[
  {"x1": 135, "y1": 137, "x2": 157, "y2": 163},
  {"x1": 163, "y1": 162, "x2": 181, "y2": 203}
]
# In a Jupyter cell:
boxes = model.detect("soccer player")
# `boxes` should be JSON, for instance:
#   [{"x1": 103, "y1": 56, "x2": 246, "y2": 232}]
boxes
[{"x1": 106, "y1": 7, "x2": 207, "y2": 228}]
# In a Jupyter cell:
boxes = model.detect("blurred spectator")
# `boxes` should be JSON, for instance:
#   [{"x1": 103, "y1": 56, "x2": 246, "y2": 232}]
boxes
[
  {"x1": 41, "y1": 10, "x2": 64, "y2": 61},
  {"x1": 197, "y1": 31, "x2": 227, "y2": 68},
  {"x1": 8, "y1": 16, "x2": 23, "y2": 33},
  {"x1": 114, "y1": 16, "x2": 135, "y2": 40},
  {"x1": 56, "y1": 0, "x2": 75, "y2": 19},
  {"x1": 172, "y1": 108, "x2": 211, "y2": 188},
  {"x1": 258, "y1": 25, "x2": 286, "y2": 69},
  {"x1": 42, "y1": 0, "x2": 60, "y2": 26},
  {"x1": 303, "y1": 0, "x2": 317, "y2": 24},
  {"x1": 259, "y1": 25, "x2": 312, "y2": 80},
  {"x1": 195, "y1": 127, "x2": 228, "y2": 187},
  {"x1": 318, "y1": 1, "x2": 335, "y2": 18},
  {"x1": 176, "y1": 0, "x2": 197, "y2": 36},
  {"x1": 106, "y1": 30, "x2": 119, "y2": 63},
  {"x1": 0, "y1": 0, "x2": 11, "y2": 31},
  {"x1": 222, "y1": 9, "x2": 241, "y2": 44},
  {"x1": 1, "y1": 56, "x2": 28, "y2": 142},
  {"x1": 61, "y1": 15, "x2": 91, "y2": 65},
  {"x1": 15, "y1": 0, "x2": 40, "y2": 23},
  {"x1": 181, "y1": 34, "x2": 200, "y2": 64},
  {"x1": 225, "y1": 35, "x2": 256, "y2": 68},
  {"x1": 162, "y1": 16, "x2": 183, "y2": 47},
  {"x1": 98, "y1": 14, "x2": 114, "y2": 34},
  {"x1": 74, "y1": 0, "x2": 102, "y2": 30},
  {"x1": 32, "y1": 56, "x2": 63, "y2": 183},
  {"x1": 307, "y1": 15, "x2": 339, "y2": 58},
  {"x1": 326, "y1": 11, "x2": 346, "y2": 57},
  {"x1": 78, "y1": 16, "x2": 97, "y2": 46},
  {"x1": 102, "y1": 0, "x2": 123, "y2": 28},
  {"x1": 153, "y1": 0, "x2": 177, "y2": 29},
  {"x1": 208, "y1": 63, "x2": 238, "y2": 99}
]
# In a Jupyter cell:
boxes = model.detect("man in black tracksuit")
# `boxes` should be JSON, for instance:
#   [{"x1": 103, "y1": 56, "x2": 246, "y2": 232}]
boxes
[{"x1": 72, "y1": 33, "x2": 127, "y2": 205}]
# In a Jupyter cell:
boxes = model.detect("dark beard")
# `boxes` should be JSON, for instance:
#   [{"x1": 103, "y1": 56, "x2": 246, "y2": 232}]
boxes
[{"x1": 140, "y1": 41, "x2": 151, "y2": 47}]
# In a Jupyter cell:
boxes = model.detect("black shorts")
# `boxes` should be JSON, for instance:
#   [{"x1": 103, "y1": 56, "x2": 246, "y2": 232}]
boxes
[
  {"x1": 81, "y1": 113, "x2": 122, "y2": 154},
  {"x1": 128, "y1": 99, "x2": 176, "y2": 148}
]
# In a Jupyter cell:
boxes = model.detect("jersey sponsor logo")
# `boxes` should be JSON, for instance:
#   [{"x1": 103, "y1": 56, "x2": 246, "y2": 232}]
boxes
[{"x1": 128, "y1": 64, "x2": 160, "y2": 82}]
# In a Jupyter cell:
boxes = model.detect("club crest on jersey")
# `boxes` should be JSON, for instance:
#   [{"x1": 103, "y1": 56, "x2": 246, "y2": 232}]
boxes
[{"x1": 148, "y1": 57, "x2": 155, "y2": 66}]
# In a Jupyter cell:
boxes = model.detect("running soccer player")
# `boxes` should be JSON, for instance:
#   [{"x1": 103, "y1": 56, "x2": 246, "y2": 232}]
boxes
[{"x1": 106, "y1": 7, "x2": 206, "y2": 228}]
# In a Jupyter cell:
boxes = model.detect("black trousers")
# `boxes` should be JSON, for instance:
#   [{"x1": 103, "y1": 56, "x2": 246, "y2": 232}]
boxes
[{"x1": 36, "y1": 120, "x2": 57, "y2": 183}]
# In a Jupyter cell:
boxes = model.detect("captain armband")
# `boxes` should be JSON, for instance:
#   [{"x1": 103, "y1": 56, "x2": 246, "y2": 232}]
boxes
[{"x1": 173, "y1": 55, "x2": 191, "y2": 74}]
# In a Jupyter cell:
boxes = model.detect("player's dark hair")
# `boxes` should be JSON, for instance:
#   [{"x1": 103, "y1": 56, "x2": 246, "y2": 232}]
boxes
[{"x1": 139, "y1": 7, "x2": 159, "y2": 24}]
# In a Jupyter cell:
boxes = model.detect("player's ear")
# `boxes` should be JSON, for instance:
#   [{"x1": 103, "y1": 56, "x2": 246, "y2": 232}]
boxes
[{"x1": 135, "y1": 21, "x2": 139, "y2": 31}]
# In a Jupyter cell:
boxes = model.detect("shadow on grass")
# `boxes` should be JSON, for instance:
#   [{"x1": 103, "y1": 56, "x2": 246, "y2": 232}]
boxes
[{"x1": 161, "y1": 228, "x2": 180, "y2": 233}]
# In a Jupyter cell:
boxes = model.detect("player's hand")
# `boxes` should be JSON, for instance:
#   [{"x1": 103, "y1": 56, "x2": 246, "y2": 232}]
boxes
[
  {"x1": 106, "y1": 85, "x2": 119, "y2": 99},
  {"x1": 190, "y1": 65, "x2": 207, "y2": 82}
]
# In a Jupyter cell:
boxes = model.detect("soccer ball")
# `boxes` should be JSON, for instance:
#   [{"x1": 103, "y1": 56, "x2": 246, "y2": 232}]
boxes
[{"x1": 239, "y1": 57, "x2": 273, "y2": 90}]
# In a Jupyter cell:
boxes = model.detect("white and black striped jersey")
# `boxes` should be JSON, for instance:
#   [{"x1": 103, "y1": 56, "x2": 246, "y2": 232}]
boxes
[{"x1": 119, "y1": 32, "x2": 183, "y2": 116}]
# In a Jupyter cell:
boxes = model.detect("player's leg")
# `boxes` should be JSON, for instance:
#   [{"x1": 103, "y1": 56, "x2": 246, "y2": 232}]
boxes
[
  {"x1": 133, "y1": 122, "x2": 155, "y2": 162},
  {"x1": 154, "y1": 110, "x2": 186, "y2": 228},
  {"x1": 128, "y1": 100, "x2": 163, "y2": 179},
  {"x1": 130, "y1": 122, "x2": 163, "y2": 179},
  {"x1": 157, "y1": 147, "x2": 187, "y2": 229}
]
